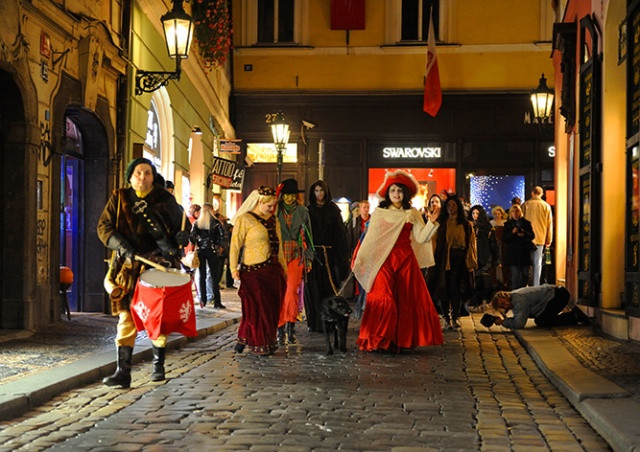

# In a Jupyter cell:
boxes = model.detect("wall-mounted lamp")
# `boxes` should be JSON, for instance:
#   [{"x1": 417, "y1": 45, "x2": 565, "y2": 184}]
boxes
[
  {"x1": 530, "y1": 73, "x2": 554, "y2": 123},
  {"x1": 270, "y1": 111, "x2": 290, "y2": 184},
  {"x1": 135, "y1": 0, "x2": 194, "y2": 95},
  {"x1": 192, "y1": 126, "x2": 203, "y2": 135}
]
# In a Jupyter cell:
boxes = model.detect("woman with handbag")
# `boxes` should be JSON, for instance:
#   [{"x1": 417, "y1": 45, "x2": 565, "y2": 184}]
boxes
[{"x1": 190, "y1": 208, "x2": 226, "y2": 308}]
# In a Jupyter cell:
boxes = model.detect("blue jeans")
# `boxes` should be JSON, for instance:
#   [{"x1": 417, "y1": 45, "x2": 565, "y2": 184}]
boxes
[
  {"x1": 531, "y1": 245, "x2": 544, "y2": 286},
  {"x1": 510, "y1": 265, "x2": 529, "y2": 290}
]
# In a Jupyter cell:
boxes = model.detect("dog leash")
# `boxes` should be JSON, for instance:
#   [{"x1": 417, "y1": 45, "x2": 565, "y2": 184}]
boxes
[
  {"x1": 335, "y1": 272, "x2": 354, "y2": 297},
  {"x1": 317, "y1": 245, "x2": 340, "y2": 295}
]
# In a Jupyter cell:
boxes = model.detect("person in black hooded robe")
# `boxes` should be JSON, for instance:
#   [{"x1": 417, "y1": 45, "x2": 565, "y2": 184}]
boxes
[{"x1": 306, "y1": 180, "x2": 350, "y2": 331}]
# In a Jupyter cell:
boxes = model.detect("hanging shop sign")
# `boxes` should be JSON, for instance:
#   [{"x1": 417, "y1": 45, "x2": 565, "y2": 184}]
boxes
[
  {"x1": 220, "y1": 138, "x2": 242, "y2": 154},
  {"x1": 210, "y1": 156, "x2": 236, "y2": 188}
]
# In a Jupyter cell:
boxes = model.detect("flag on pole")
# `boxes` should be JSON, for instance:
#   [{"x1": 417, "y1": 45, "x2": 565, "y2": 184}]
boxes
[{"x1": 423, "y1": 10, "x2": 442, "y2": 117}]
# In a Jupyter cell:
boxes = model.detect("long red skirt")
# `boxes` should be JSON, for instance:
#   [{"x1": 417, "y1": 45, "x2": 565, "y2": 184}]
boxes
[
  {"x1": 357, "y1": 225, "x2": 443, "y2": 352},
  {"x1": 237, "y1": 263, "x2": 286, "y2": 355}
]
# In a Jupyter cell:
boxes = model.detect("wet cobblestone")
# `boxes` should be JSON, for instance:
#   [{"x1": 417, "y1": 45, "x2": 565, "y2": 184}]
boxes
[{"x1": 0, "y1": 314, "x2": 609, "y2": 451}]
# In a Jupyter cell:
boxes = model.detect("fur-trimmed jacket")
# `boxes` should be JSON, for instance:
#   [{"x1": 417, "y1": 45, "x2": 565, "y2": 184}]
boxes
[{"x1": 97, "y1": 186, "x2": 187, "y2": 262}]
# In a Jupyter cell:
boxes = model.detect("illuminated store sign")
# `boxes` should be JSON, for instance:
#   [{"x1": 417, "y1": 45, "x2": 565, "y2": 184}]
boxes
[{"x1": 382, "y1": 147, "x2": 442, "y2": 159}]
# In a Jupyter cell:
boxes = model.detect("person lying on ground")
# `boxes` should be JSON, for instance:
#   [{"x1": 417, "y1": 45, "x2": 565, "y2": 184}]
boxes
[{"x1": 484, "y1": 284, "x2": 590, "y2": 330}]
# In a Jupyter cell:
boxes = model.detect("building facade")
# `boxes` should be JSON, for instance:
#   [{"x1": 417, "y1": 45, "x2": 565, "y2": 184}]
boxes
[
  {"x1": 0, "y1": 0, "x2": 234, "y2": 330},
  {"x1": 552, "y1": 0, "x2": 639, "y2": 341},
  {"x1": 230, "y1": 0, "x2": 557, "y2": 246}
]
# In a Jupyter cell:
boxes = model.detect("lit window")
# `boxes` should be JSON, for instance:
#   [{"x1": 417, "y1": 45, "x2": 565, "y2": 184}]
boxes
[
  {"x1": 247, "y1": 143, "x2": 298, "y2": 163},
  {"x1": 144, "y1": 100, "x2": 162, "y2": 172}
]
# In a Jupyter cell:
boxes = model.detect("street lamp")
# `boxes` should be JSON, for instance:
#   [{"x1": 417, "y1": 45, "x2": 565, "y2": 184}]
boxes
[
  {"x1": 270, "y1": 111, "x2": 290, "y2": 184},
  {"x1": 530, "y1": 73, "x2": 554, "y2": 123},
  {"x1": 135, "y1": 0, "x2": 194, "y2": 95}
]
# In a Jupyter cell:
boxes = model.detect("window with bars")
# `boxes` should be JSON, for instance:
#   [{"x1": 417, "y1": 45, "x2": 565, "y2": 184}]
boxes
[{"x1": 401, "y1": 0, "x2": 439, "y2": 42}]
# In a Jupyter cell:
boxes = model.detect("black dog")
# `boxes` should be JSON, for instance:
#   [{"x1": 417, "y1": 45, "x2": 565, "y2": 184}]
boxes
[{"x1": 320, "y1": 295, "x2": 352, "y2": 355}]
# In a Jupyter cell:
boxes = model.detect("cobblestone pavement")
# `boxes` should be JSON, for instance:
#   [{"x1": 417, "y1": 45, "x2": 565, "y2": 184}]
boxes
[
  {"x1": 0, "y1": 289, "x2": 243, "y2": 386},
  {"x1": 0, "y1": 317, "x2": 609, "y2": 451}
]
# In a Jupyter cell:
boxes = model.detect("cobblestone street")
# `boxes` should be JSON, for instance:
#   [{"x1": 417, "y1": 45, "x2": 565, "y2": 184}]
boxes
[{"x1": 0, "y1": 317, "x2": 608, "y2": 451}]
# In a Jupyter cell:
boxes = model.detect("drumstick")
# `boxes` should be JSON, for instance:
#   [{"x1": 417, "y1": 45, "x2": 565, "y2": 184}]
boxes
[
  {"x1": 180, "y1": 211, "x2": 187, "y2": 249},
  {"x1": 134, "y1": 255, "x2": 169, "y2": 272}
]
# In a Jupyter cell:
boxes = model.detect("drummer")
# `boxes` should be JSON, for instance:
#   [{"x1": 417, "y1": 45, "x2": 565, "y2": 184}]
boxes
[{"x1": 97, "y1": 157, "x2": 190, "y2": 389}]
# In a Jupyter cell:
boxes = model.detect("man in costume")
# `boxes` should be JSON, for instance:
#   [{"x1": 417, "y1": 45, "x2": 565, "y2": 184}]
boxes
[
  {"x1": 97, "y1": 157, "x2": 190, "y2": 388},
  {"x1": 276, "y1": 178, "x2": 314, "y2": 344}
]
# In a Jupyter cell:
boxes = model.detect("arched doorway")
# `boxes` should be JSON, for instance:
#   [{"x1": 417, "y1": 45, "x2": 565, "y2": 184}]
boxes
[
  {"x1": 60, "y1": 106, "x2": 109, "y2": 312},
  {"x1": 0, "y1": 69, "x2": 27, "y2": 328}
]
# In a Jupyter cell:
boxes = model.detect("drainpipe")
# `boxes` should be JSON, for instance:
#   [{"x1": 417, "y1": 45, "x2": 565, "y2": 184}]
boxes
[{"x1": 115, "y1": 0, "x2": 133, "y2": 190}]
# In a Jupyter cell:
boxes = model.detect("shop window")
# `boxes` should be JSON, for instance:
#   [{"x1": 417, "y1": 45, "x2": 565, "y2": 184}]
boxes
[
  {"x1": 401, "y1": 0, "x2": 438, "y2": 42},
  {"x1": 242, "y1": 0, "x2": 309, "y2": 46},
  {"x1": 246, "y1": 143, "x2": 298, "y2": 163}
]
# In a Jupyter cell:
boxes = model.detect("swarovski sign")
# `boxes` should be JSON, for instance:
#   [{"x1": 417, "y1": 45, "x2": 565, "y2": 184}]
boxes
[{"x1": 382, "y1": 147, "x2": 442, "y2": 159}]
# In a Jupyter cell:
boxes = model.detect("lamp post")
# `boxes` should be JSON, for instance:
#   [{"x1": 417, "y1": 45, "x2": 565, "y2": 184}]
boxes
[
  {"x1": 135, "y1": 0, "x2": 194, "y2": 95},
  {"x1": 270, "y1": 111, "x2": 290, "y2": 184},
  {"x1": 530, "y1": 73, "x2": 554, "y2": 123}
]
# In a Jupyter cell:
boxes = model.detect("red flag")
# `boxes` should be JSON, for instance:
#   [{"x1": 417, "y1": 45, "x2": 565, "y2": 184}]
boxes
[{"x1": 423, "y1": 11, "x2": 442, "y2": 117}]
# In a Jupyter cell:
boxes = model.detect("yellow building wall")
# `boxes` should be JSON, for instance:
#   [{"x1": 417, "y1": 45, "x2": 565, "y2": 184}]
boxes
[
  {"x1": 600, "y1": 0, "x2": 626, "y2": 309},
  {"x1": 232, "y1": 1, "x2": 554, "y2": 92},
  {"x1": 129, "y1": 1, "x2": 234, "y2": 203}
]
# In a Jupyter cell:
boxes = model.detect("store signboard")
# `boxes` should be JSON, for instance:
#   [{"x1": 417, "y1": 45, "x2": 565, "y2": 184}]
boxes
[
  {"x1": 370, "y1": 143, "x2": 455, "y2": 165},
  {"x1": 210, "y1": 156, "x2": 239, "y2": 189}
]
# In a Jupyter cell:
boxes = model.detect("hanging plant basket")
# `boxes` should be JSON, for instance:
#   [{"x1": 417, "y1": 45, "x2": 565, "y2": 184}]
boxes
[{"x1": 191, "y1": 0, "x2": 232, "y2": 69}]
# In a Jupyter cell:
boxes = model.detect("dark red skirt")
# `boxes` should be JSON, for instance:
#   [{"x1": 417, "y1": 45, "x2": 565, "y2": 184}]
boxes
[
  {"x1": 237, "y1": 263, "x2": 286, "y2": 355},
  {"x1": 357, "y1": 226, "x2": 443, "y2": 352}
]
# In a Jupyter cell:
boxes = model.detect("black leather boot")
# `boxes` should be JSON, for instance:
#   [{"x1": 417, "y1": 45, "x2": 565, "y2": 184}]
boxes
[
  {"x1": 277, "y1": 326, "x2": 286, "y2": 345},
  {"x1": 287, "y1": 322, "x2": 297, "y2": 344},
  {"x1": 150, "y1": 346, "x2": 166, "y2": 381},
  {"x1": 103, "y1": 346, "x2": 133, "y2": 388}
]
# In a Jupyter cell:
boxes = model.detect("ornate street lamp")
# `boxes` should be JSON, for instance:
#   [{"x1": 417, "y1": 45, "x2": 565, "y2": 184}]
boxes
[
  {"x1": 530, "y1": 73, "x2": 554, "y2": 123},
  {"x1": 270, "y1": 111, "x2": 290, "y2": 184},
  {"x1": 135, "y1": 0, "x2": 194, "y2": 95}
]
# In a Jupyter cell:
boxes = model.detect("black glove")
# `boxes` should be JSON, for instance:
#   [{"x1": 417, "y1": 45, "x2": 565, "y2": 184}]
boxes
[
  {"x1": 480, "y1": 314, "x2": 496, "y2": 328},
  {"x1": 175, "y1": 230, "x2": 190, "y2": 247},
  {"x1": 107, "y1": 235, "x2": 135, "y2": 260},
  {"x1": 162, "y1": 247, "x2": 180, "y2": 261}
]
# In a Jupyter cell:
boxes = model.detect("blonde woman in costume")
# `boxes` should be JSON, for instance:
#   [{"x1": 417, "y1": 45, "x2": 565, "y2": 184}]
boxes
[
  {"x1": 352, "y1": 170, "x2": 444, "y2": 352},
  {"x1": 230, "y1": 186, "x2": 287, "y2": 355}
]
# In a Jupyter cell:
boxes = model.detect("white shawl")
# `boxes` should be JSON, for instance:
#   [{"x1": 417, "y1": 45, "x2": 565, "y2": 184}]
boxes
[{"x1": 352, "y1": 207, "x2": 438, "y2": 292}]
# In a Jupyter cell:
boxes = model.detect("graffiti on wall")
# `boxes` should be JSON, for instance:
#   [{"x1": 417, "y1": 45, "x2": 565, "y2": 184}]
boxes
[{"x1": 36, "y1": 212, "x2": 49, "y2": 283}]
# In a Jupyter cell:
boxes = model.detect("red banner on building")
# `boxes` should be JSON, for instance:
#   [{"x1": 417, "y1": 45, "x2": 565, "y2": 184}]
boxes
[{"x1": 330, "y1": 0, "x2": 365, "y2": 30}]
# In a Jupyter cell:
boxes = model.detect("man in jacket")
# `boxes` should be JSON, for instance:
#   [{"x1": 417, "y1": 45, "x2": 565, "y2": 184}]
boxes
[
  {"x1": 487, "y1": 284, "x2": 589, "y2": 330},
  {"x1": 97, "y1": 158, "x2": 190, "y2": 389},
  {"x1": 522, "y1": 186, "x2": 553, "y2": 286}
]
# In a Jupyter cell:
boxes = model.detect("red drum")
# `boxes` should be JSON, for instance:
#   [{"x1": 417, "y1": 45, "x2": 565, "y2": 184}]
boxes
[{"x1": 130, "y1": 269, "x2": 197, "y2": 340}]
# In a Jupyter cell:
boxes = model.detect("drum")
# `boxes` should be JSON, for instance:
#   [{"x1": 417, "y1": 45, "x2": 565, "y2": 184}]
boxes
[{"x1": 130, "y1": 268, "x2": 197, "y2": 340}]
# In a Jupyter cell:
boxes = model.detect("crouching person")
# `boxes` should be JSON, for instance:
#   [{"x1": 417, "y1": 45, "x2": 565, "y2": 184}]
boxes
[
  {"x1": 98, "y1": 158, "x2": 191, "y2": 388},
  {"x1": 487, "y1": 284, "x2": 590, "y2": 330}
]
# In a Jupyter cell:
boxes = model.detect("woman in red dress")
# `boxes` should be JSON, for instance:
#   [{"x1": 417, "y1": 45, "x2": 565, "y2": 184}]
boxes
[{"x1": 352, "y1": 170, "x2": 443, "y2": 352}]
